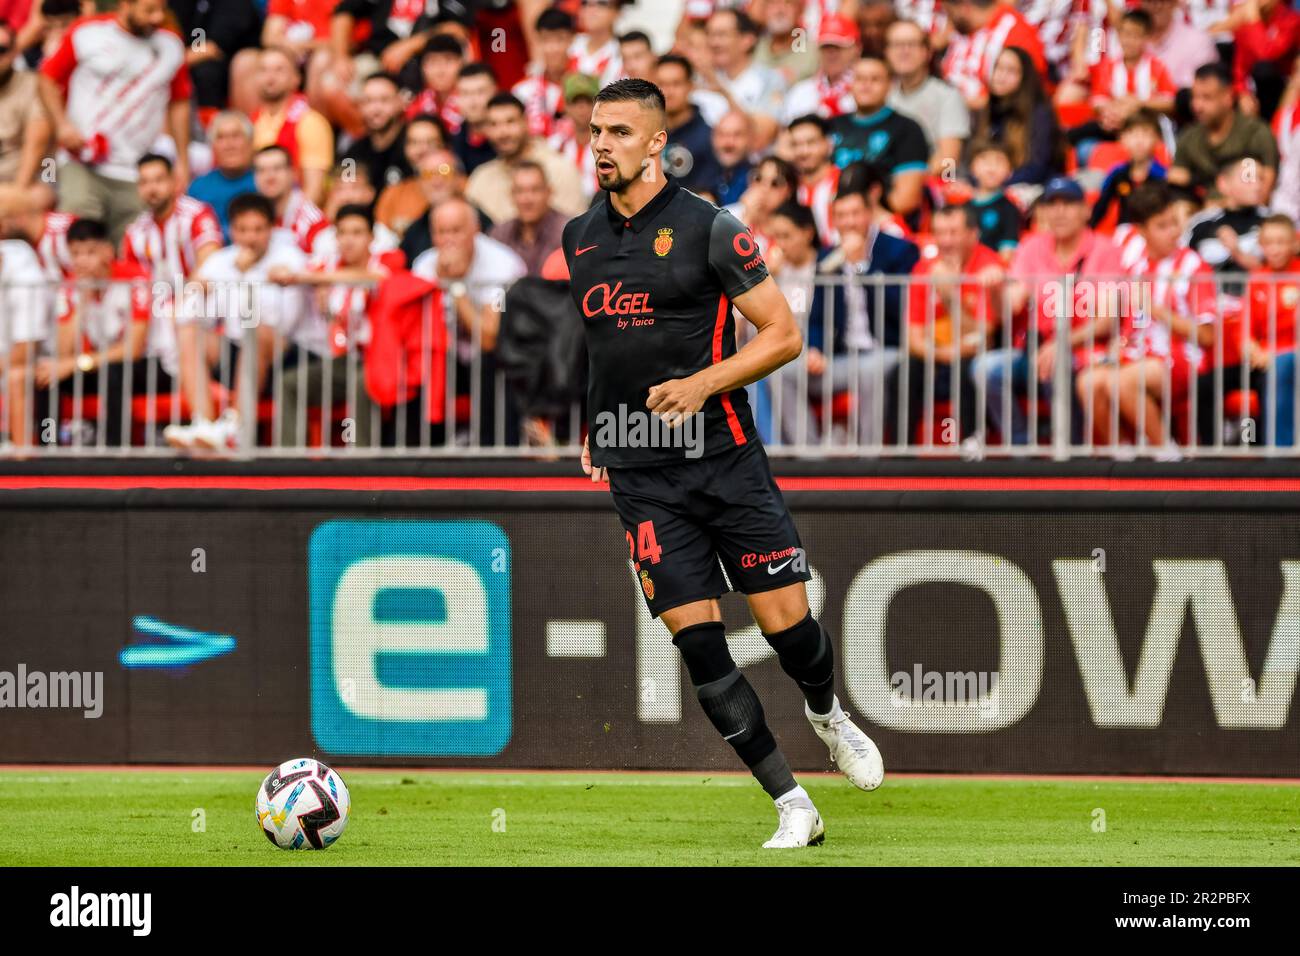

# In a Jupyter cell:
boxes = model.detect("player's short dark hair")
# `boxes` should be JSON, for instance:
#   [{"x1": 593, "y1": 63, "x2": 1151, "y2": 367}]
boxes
[
  {"x1": 228, "y1": 192, "x2": 275, "y2": 224},
  {"x1": 619, "y1": 30, "x2": 652, "y2": 48},
  {"x1": 771, "y1": 201, "x2": 817, "y2": 235},
  {"x1": 137, "y1": 152, "x2": 172, "y2": 173},
  {"x1": 788, "y1": 113, "x2": 830, "y2": 136},
  {"x1": 424, "y1": 34, "x2": 465, "y2": 58},
  {"x1": 66, "y1": 218, "x2": 109, "y2": 244},
  {"x1": 1193, "y1": 61, "x2": 1232, "y2": 87},
  {"x1": 837, "y1": 160, "x2": 886, "y2": 201},
  {"x1": 594, "y1": 78, "x2": 666, "y2": 116},
  {"x1": 254, "y1": 144, "x2": 293, "y2": 166},
  {"x1": 656, "y1": 53, "x2": 693, "y2": 77},
  {"x1": 536, "y1": 7, "x2": 575, "y2": 33},
  {"x1": 458, "y1": 61, "x2": 496, "y2": 83},
  {"x1": 1127, "y1": 181, "x2": 1175, "y2": 224},
  {"x1": 1121, "y1": 8, "x2": 1153, "y2": 31},
  {"x1": 486, "y1": 92, "x2": 526, "y2": 114},
  {"x1": 935, "y1": 204, "x2": 981, "y2": 230},
  {"x1": 1121, "y1": 107, "x2": 1161, "y2": 135},
  {"x1": 335, "y1": 204, "x2": 374, "y2": 229}
]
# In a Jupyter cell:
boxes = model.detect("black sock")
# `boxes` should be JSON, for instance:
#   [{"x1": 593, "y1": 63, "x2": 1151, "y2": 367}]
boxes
[
  {"x1": 763, "y1": 612, "x2": 836, "y2": 716},
  {"x1": 674, "y1": 622, "x2": 798, "y2": 800}
]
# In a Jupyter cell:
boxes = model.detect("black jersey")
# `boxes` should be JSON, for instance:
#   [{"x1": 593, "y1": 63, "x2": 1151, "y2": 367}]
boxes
[{"x1": 562, "y1": 175, "x2": 769, "y2": 468}]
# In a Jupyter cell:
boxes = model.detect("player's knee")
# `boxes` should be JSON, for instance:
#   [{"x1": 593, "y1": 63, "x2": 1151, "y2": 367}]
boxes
[
  {"x1": 672, "y1": 621, "x2": 735, "y2": 689},
  {"x1": 763, "y1": 611, "x2": 830, "y2": 669}
]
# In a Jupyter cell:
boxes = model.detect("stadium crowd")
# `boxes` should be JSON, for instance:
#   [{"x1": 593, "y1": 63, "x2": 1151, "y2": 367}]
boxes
[{"x1": 0, "y1": 0, "x2": 1299, "y2": 455}]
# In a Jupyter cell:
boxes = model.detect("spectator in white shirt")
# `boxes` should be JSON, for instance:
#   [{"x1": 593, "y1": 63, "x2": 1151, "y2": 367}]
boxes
[
  {"x1": 411, "y1": 197, "x2": 526, "y2": 445},
  {"x1": 37, "y1": 0, "x2": 192, "y2": 244},
  {"x1": 693, "y1": 8, "x2": 788, "y2": 150},
  {"x1": 164, "y1": 192, "x2": 318, "y2": 453}
]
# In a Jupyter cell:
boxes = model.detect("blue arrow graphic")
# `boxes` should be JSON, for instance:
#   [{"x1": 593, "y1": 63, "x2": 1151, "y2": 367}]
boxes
[{"x1": 119, "y1": 615, "x2": 237, "y2": 669}]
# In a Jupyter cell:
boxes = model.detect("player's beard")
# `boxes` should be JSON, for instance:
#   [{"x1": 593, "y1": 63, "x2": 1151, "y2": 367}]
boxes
[{"x1": 597, "y1": 158, "x2": 641, "y2": 194}]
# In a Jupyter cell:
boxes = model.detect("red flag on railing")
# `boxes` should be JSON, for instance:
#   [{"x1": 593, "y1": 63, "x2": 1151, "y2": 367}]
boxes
[{"x1": 364, "y1": 270, "x2": 447, "y2": 424}]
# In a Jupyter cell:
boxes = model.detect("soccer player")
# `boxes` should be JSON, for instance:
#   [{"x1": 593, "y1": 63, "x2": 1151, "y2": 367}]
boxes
[{"x1": 564, "y1": 79, "x2": 884, "y2": 849}]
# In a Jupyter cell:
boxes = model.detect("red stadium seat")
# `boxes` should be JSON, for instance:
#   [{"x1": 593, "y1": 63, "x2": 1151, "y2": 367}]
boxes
[{"x1": 1224, "y1": 389, "x2": 1260, "y2": 420}]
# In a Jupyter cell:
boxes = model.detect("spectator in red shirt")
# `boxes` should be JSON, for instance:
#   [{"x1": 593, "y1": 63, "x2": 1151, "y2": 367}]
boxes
[
  {"x1": 1082, "y1": 10, "x2": 1177, "y2": 137},
  {"x1": 1229, "y1": 0, "x2": 1300, "y2": 121},
  {"x1": 1241, "y1": 213, "x2": 1300, "y2": 444},
  {"x1": 904, "y1": 204, "x2": 1004, "y2": 440},
  {"x1": 1075, "y1": 181, "x2": 1215, "y2": 453},
  {"x1": 970, "y1": 177, "x2": 1124, "y2": 445},
  {"x1": 12, "y1": 217, "x2": 157, "y2": 447}
]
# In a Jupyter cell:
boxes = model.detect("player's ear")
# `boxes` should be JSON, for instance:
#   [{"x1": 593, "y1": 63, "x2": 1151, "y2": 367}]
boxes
[{"x1": 648, "y1": 129, "x2": 667, "y2": 156}]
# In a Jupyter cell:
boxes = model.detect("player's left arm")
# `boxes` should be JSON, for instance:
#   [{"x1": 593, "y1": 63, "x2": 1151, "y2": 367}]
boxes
[{"x1": 646, "y1": 274, "x2": 802, "y2": 424}]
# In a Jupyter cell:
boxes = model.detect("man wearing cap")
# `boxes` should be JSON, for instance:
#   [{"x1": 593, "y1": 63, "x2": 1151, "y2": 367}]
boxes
[
  {"x1": 782, "y1": 14, "x2": 861, "y2": 125},
  {"x1": 969, "y1": 176, "x2": 1124, "y2": 445},
  {"x1": 548, "y1": 74, "x2": 603, "y2": 200},
  {"x1": 885, "y1": 20, "x2": 969, "y2": 178}
]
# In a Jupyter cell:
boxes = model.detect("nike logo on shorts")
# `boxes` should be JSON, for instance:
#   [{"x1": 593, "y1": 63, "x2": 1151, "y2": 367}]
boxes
[
  {"x1": 767, "y1": 559, "x2": 794, "y2": 574},
  {"x1": 575, "y1": 244, "x2": 599, "y2": 256}
]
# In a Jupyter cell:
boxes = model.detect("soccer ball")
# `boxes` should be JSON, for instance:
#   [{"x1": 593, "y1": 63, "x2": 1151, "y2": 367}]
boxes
[{"x1": 256, "y1": 758, "x2": 351, "y2": 850}]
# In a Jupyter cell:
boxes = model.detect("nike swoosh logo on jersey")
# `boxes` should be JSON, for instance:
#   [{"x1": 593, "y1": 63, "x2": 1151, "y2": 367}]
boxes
[
  {"x1": 767, "y1": 559, "x2": 794, "y2": 575},
  {"x1": 575, "y1": 244, "x2": 599, "y2": 256}
]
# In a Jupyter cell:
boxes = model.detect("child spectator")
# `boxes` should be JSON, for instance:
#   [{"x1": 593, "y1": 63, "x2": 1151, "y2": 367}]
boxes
[
  {"x1": 405, "y1": 34, "x2": 467, "y2": 136},
  {"x1": 1075, "y1": 181, "x2": 1216, "y2": 455},
  {"x1": 966, "y1": 141, "x2": 1022, "y2": 262},
  {"x1": 1062, "y1": 9, "x2": 1176, "y2": 137},
  {"x1": 1089, "y1": 109, "x2": 1169, "y2": 228},
  {"x1": 1241, "y1": 213, "x2": 1300, "y2": 444},
  {"x1": 1183, "y1": 155, "x2": 1270, "y2": 298},
  {"x1": 11, "y1": 218, "x2": 161, "y2": 448}
]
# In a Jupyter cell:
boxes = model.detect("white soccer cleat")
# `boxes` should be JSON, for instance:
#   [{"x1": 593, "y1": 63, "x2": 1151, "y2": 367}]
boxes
[
  {"x1": 807, "y1": 698, "x2": 885, "y2": 791},
  {"x1": 763, "y1": 798, "x2": 825, "y2": 849}
]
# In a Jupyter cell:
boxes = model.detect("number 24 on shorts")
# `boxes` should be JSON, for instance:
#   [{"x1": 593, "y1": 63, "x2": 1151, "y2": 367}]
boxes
[{"x1": 626, "y1": 521, "x2": 662, "y2": 569}]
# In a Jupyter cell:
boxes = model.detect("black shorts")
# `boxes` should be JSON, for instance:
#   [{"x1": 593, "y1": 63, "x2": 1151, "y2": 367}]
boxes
[{"x1": 607, "y1": 440, "x2": 811, "y2": 617}]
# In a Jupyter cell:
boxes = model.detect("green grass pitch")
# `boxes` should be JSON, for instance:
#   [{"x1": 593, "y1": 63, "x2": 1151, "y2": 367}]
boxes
[{"x1": 1, "y1": 769, "x2": 1296, "y2": 866}]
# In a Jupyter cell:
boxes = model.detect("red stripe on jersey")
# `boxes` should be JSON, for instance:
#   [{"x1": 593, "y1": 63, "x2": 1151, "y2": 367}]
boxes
[{"x1": 713, "y1": 295, "x2": 747, "y2": 447}]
